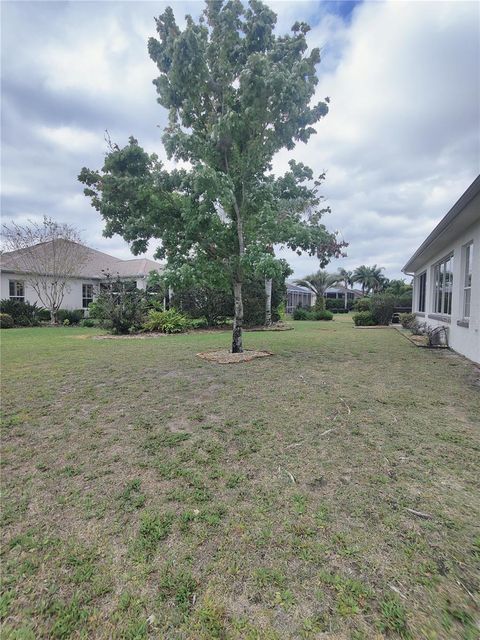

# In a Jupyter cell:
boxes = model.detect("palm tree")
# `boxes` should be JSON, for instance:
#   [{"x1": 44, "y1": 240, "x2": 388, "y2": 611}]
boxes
[
  {"x1": 369, "y1": 265, "x2": 387, "y2": 293},
  {"x1": 352, "y1": 265, "x2": 371, "y2": 295},
  {"x1": 353, "y1": 265, "x2": 385, "y2": 295},
  {"x1": 295, "y1": 270, "x2": 340, "y2": 310},
  {"x1": 337, "y1": 268, "x2": 353, "y2": 309}
]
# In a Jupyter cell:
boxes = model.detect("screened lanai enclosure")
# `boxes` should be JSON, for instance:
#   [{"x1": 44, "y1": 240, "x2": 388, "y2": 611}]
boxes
[{"x1": 286, "y1": 283, "x2": 313, "y2": 314}]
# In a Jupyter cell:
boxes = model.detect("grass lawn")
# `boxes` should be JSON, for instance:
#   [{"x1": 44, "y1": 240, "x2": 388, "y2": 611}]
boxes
[{"x1": 1, "y1": 315, "x2": 479, "y2": 639}]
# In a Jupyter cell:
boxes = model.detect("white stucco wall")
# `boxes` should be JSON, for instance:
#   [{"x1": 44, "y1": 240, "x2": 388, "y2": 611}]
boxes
[
  {"x1": 411, "y1": 218, "x2": 480, "y2": 364},
  {"x1": 1, "y1": 272, "x2": 149, "y2": 312},
  {"x1": 0, "y1": 272, "x2": 100, "y2": 311}
]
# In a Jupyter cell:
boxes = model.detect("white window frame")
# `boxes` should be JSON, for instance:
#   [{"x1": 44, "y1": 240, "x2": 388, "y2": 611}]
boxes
[
  {"x1": 82, "y1": 283, "x2": 94, "y2": 309},
  {"x1": 416, "y1": 271, "x2": 426, "y2": 313},
  {"x1": 9, "y1": 280, "x2": 25, "y2": 301},
  {"x1": 432, "y1": 253, "x2": 454, "y2": 316},
  {"x1": 462, "y1": 242, "x2": 473, "y2": 320}
]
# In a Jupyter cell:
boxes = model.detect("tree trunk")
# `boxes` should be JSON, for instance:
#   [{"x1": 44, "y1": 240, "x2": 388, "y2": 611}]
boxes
[
  {"x1": 344, "y1": 288, "x2": 348, "y2": 310},
  {"x1": 232, "y1": 280, "x2": 243, "y2": 353},
  {"x1": 231, "y1": 191, "x2": 245, "y2": 354},
  {"x1": 265, "y1": 277, "x2": 272, "y2": 326}
]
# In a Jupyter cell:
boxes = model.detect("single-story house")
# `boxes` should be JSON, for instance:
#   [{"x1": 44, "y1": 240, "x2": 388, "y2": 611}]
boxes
[
  {"x1": 286, "y1": 282, "x2": 362, "y2": 314},
  {"x1": 402, "y1": 174, "x2": 479, "y2": 364},
  {"x1": 0, "y1": 240, "x2": 164, "y2": 313}
]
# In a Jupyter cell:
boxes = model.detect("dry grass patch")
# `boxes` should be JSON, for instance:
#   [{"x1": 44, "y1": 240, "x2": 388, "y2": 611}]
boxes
[{"x1": 1, "y1": 318, "x2": 479, "y2": 639}]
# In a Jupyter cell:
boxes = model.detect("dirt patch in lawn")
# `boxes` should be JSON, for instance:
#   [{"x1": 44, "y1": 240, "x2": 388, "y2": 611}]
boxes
[{"x1": 196, "y1": 349, "x2": 273, "y2": 364}]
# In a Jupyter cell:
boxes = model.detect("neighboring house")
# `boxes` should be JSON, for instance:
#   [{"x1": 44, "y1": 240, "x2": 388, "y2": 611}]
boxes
[
  {"x1": 286, "y1": 282, "x2": 361, "y2": 314},
  {"x1": 402, "y1": 175, "x2": 479, "y2": 364},
  {"x1": 286, "y1": 283, "x2": 313, "y2": 314},
  {"x1": 0, "y1": 240, "x2": 164, "y2": 313}
]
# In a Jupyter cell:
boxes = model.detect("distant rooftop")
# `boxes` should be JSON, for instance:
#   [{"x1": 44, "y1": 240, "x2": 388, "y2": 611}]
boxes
[{"x1": 0, "y1": 239, "x2": 164, "y2": 279}]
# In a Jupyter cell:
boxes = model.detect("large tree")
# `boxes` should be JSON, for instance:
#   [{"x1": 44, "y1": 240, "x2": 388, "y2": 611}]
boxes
[
  {"x1": 79, "y1": 0, "x2": 345, "y2": 352},
  {"x1": 1, "y1": 217, "x2": 87, "y2": 323}
]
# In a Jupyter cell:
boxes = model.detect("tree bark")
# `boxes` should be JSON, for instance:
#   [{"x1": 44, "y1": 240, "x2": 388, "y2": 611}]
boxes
[
  {"x1": 265, "y1": 277, "x2": 272, "y2": 326},
  {"x1": 232, "y1": 280, "x2": 243, "y2": 353},
  {"x1": 231, "y1": 191, "x2": 245, "y2": 353}
]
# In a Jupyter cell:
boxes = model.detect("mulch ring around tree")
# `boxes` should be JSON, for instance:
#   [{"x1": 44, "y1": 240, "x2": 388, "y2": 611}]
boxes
[
  {"x1": 196, "y1": 349, "x2": 273, "y2": 364},
  {"x1": 244, "y1": 322, "x2": 293, "y2": 332},
  {"x1": 93, "y1": 333, "x2": 170, "y2": 340}
]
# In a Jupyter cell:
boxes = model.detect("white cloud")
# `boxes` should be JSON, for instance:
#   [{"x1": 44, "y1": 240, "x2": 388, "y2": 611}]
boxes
[
  {"x1": 1, "y1": 0, "x2": 479, "y2": 277},
  {"x1": 273, "y1": 0, "x2": 479, "y2": 278},
  {"x1": 36, "y1": 125, "x2": 103, "y2": 154}
]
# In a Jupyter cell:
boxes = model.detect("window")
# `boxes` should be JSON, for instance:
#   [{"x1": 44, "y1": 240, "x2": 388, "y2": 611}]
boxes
[
  {"x1": 9, "y1": 280, "x2": 25, "y2": 301},
  {"x1": 433, "y1": 255, "x2": 453, "y2": 315},
  {"x1": 82, "y1": 284, "x2": 94, "y2": 309},
  {"x1": 417, "y1": 272, "x2": 426, "y2": 312},
  {"x1": 462, "y1": 243, "x2": 473, "y2": 319}
]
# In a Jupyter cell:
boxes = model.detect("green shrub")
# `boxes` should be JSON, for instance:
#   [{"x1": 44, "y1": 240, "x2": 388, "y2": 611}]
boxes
[
  {"x1": 410, "y1": 320, "x2": 427, "y2": 336},
  {"x1": 314, "y1": 310, "x2": 334, "y2": 321},
  {"x1": 63, "y1": 318, "x2": 70, "y2": 326},
  {"x1": 352, "y1": 311, "x2": 377, "y2": 326},
  {"x1": 370, "y1": 294, "x2": 395, "y2": 326},
  {"x1": 353, "y1": 298, "x2": 371, "y2": 312},
  {"x1": 57, "y1": 309, "x2": 84, "y2": 325},
  {"x1": 331, "y1": 308, "x2": 348, "y2": 314},
  {"x1": 293, "y1": 307, "x2": 310, "y2": 320},
  {"x1": 80, "y1": 318, "x2": 96, "y2": 328},
  {"x1": 325, "y1": 298, "x2": 352, "y2": 311},
  {"x1": 293, "y1": 308, "x2": 334, "y2": 321},
  {"x1": 88, "y1": 278, "x2": 147, "y2": 334},
  {"x1": 143, "y1": 309, "x2": 190, "y2": 333},
  {"x1": 36, "y1": 308, "x2": 51, "y2": 322},
  {"x1": 0, "y1": 313, "x2": 14, "y2": 328},
  {"x1": 399, "y1": 313, "x2": 416, "y2": 329},
  {"x1": 189, "y1": 317, "x2": 209, "y2": 330},
  {"x1": 172, "y1": 265, "x2": 291, "y2": 327},
  {"x1": 0, "y1": 299, "x2": 39, "y2": 326}
]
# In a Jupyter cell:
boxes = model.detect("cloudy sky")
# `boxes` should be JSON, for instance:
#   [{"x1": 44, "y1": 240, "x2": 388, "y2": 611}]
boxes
[{"x1": 2, "y1": 0, "x2": 479, "y2": 279}]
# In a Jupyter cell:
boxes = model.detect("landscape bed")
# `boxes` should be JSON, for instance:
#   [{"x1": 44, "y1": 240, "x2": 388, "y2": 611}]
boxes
[{"x1": 1, "y1": 314, "x2": 479, "y2": 639}]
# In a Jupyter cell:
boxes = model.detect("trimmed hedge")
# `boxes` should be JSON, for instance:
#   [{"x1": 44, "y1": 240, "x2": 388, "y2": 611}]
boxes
[
  {"x1": 325, "y1": 298, "x2": 353, "y2": 311},
  {"x1": 293, "y1": 308, "x2": 334, "y2": 321},
  {"x1": 370, "y1": 294, "x2": 395, "y2": 326},
  {"x1": 352, "y1": 311, "x2": 377, "y2": 326},
  {"x1": 353, "y1": 298, "x2": 371, "y2": 312}
]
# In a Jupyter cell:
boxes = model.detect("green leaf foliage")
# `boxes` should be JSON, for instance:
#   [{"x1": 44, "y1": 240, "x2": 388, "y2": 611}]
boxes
[
  {"x1": 143, "y1": 309, "x2": 191, "y2": 333},
  {"x1": 79, "y1": 1, "x2": 346, "y2": 349}
]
